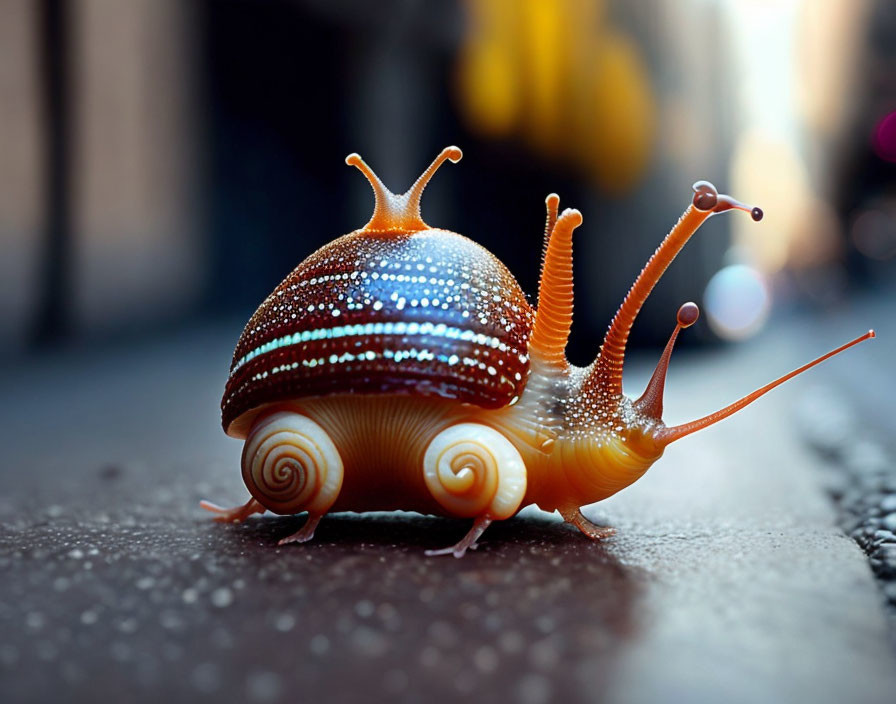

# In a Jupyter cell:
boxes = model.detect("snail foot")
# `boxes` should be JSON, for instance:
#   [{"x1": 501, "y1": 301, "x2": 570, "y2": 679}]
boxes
[
  {"x1": 200, "y1": 497, "x2": 266, "y2": 524},
  {"x1": 278, "y1": 514, "x2": 322, "y2": 546},
  {"x1": 561, "y1": 507, "x2": 616, "y2": 541},
  {"x1": 425, "y1": 516, "x2": 493, "y2": 558}
]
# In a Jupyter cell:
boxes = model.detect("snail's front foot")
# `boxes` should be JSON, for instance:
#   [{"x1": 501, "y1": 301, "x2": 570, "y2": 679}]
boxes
[
  {"x1": 561, "y1": 507, "x2": 616, "y2": 541},
  {"x1": 200, "y1": 497, "x2": 266, "y2": 524},
  {"x1": 425, "y1": 516, "x2": 493, "y2": 558},
  {"x1": 277, "y1": 514, "x2": 322, "y2": 546}
]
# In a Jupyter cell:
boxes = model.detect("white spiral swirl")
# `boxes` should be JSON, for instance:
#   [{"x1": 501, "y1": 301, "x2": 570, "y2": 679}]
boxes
[
  {"x1": 423, "y1": 423, "x2": 527, "y2": 520},
  {"x1": 241, "y1": 411, "x2": 343, "y2": 516}
]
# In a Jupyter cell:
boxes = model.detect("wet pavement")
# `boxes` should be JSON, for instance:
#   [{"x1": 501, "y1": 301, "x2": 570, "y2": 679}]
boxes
[{"x1": 1, "y1": 306, "x2": 895, "y2": 703}]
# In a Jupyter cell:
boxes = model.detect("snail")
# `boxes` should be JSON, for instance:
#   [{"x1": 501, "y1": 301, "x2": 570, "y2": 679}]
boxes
[{"x1": 202, "y1": 146, "x2": 874, "y2": 557}]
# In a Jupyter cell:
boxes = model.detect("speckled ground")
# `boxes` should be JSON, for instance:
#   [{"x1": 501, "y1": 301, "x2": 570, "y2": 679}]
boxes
[{"x1": 1, "y1": 311, "x2": 894, "y2": 704}]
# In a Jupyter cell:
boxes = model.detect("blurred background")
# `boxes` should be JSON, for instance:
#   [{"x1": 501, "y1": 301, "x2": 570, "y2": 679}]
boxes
[{"x1": 1, "y1": 0, "x2": 895, "y2": 364}]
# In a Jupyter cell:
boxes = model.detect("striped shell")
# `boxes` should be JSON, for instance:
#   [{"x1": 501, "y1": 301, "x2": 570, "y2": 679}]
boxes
[{"x1": 222, "y1": 228, "x2": 534, "y2": 436}]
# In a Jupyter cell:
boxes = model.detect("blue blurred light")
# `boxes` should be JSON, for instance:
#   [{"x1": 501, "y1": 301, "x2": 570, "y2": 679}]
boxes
[{"x1": 703, "y1": 265, "x2": 770, "y2": 340}]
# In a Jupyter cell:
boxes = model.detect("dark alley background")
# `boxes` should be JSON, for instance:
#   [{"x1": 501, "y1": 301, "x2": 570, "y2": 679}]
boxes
[{"x1": 3, "y1": 0, "x2": 896, "y2": 364}]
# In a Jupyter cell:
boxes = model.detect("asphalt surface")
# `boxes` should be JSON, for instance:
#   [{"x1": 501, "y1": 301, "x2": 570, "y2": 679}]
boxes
[{"x1": 1, "y1": 303, "x2": 895, "y2": 703}]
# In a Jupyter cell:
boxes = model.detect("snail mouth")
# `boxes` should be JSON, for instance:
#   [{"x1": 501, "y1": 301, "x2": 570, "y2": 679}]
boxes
[
  {"x1": 560, "y1": 429, "x2": 661, "y2": 504},
  {"x1": 620, "y1": 425, "x2": 666, "y2": 465}
]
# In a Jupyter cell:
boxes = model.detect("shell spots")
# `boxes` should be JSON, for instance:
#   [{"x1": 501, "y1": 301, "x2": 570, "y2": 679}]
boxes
[{"x1": 222, "y1": 229, "x2": 534, "y2": 431}]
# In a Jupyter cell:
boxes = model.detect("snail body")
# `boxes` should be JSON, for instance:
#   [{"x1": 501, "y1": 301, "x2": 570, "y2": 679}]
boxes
[{"x1": 203, "y1": 147, "x2": 873, "y2": 556}]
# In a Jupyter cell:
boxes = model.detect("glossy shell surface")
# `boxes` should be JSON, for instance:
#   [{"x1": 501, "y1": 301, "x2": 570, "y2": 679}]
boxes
[{"x1": 222, "y1": 228, "x2": 534, "y2": 436}]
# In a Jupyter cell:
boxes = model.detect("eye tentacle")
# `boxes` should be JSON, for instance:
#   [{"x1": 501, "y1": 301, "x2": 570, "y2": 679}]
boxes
[
  {"x1": 589, "y1": 181, "x2": 761, "y2": 404},
  {"x1": 633, "y1": 302, "x2": 699, "y2": 420}
]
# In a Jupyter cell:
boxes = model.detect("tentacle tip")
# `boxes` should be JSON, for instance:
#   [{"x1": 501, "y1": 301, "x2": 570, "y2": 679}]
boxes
[
  {"x1": 869, "y1": 329, "x2": 876, "y2": 338},
  {"x1": 692, "y1": 180, "x2": 718, "y2": 211},
  {"x1": 677, "y1": 302, "x2": 700, "y2": 328},
  {"x1": 345, "y1": 153, "x2": 362, "y2": 167},
  {"x1": 560, "y1": 207, "x2": 583, "y2": 226},
  {"x1": 546, "y1": 193, "x2": 560, "y2": 208},
  {"x1": 751, "y1": 206, "x2": 764, "y2": 222},
  {"x1": 444, "y1": 146, "x2": 463, "y2": 163}
]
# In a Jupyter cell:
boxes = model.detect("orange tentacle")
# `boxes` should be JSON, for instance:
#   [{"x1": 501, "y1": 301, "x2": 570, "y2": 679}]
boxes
[
  {"x1": 594, "y1": 205, "x2": 711, "y2": 397},
  {"x1": 346, "y1": 147, "x2": 462, "y2": 232},
  {"x1": 530, "y1": 205, "x2": 583, "y2": 366}
]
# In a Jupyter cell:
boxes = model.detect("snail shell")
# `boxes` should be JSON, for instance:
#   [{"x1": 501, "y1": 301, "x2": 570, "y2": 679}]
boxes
[{"x1": 222, "y1": 231, "x2": 534, "y2": 437}]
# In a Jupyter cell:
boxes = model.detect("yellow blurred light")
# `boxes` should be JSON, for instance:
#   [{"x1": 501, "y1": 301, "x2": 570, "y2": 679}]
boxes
[
  {"x1": 730, "y1": 130, "x2": 811, "y2": 273},
  {"x1": 583, "y1": 30, "x2": 655, "y2": 193},
  {"x1": 455, "y1": 0, "x2": 654, "y2": 194},
  {"x1": 795, "y1": 0, "x2": 868, "y2": 137},
  {"x1": 456, "y1": 0, "x2": 522, "y2": 138},
  {"x1": 519, "y1": 0, "x2": 566, "y2": 152},
  {"x1": 456, "y1": 40, "x2": 520, "y2": 137}
]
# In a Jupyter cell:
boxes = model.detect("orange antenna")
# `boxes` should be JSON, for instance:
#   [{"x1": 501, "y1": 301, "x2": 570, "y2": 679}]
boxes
[
  {"x1": 541, "y1": 193, "x2": 560, "y2": 265},
  {"x1": 345, "y1": 152, "x2": 392, "y2": 228},
  {"x1": 530, "y1": 199, "x2": 583, "y2": 366},
  {"x1": 592, "y1": 181, "x2": 762, "y2": 398},
  {"x1": 405, "y1": 146, "x2": 463, "y2": 226},
  {"x1": 346, "y1": 146, "x2": 462, "y2": 232},
  {"x1": 633, "y1": 302, "x2": 700, "y2": 420},
  {"x1": 657, "y1": 330, "x2": 876, "y2": 445}
]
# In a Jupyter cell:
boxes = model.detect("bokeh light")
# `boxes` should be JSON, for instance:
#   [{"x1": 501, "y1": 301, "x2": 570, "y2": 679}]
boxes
[
  {"x1": 703, "y1": 264, "x2": 771, "y2": 340},
  {"x1": 456, "y1": 0, "x2": 655, "y2": 192},
  {"x1": 872, "y1": 110, "x2": 896, "y2": 163},
  {"x1": 729, "y1": 131, "x2": 810, "y2": 273},
  {"x1": 851, "y1": 206, "x2": 896, "y2": 260}
]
